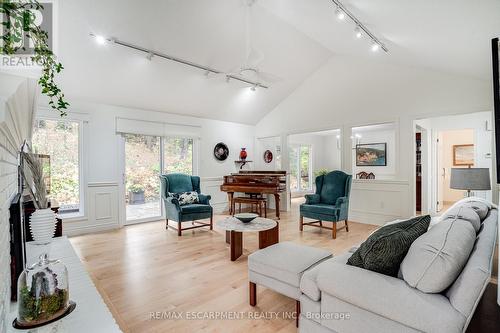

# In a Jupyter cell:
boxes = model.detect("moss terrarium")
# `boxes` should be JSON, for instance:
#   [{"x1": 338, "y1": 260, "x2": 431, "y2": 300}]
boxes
[{"x1": 17, "y1": 254, "x2": 70, "y2": 327}]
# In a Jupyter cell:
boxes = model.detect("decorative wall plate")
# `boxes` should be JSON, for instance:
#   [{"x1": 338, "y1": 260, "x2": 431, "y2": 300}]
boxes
[
  {"x1": 264, "y1": 150, "x2": 273, "y2": 163},
  {"x1": 214, "y1": 142, "x2": 229, "y2": 161}
]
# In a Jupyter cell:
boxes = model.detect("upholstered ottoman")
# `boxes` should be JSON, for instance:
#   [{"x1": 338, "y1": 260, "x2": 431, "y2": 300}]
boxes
[{"x1": 248, "y1": 242, "x2": 332, "y2": 326}]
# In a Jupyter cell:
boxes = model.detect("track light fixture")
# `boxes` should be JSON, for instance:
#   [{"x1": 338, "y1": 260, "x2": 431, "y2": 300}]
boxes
[
  {"x1": 335, "y1": 6, "x2": 345, "y2": 20},
  {"x1": 354, "y1": 26, "x2": 362, "y2": 39},
  {"x1": 330, "y1": 0, "x2": 388, "y2": 53},
  {"x1": 89, "y1": 33, "x2": 268, "y2": 89}
]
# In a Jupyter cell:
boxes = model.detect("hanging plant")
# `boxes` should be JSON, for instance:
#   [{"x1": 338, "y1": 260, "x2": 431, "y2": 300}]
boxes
[{"x1": 0, "y1": 0, "x2": 69, "y2": 116}]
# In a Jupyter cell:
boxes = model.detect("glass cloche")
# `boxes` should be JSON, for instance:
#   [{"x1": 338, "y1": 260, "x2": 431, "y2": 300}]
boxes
[{"x1": 16, "y1": 253, "x2": 70, "y2": 327}]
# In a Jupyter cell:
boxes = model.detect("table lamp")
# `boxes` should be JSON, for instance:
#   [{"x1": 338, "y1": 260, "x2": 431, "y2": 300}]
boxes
[{"x1": 450, "y1": 168, "x2": 491, "y2": 197}]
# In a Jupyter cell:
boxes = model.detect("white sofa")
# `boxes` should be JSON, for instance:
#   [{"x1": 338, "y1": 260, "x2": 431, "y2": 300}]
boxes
[
  {"x1": 299, "y1": 205, "x2": 497, "y2": 333},
  {"x1": 248, "y1": 199, "x2": 498, "y2": 333}
]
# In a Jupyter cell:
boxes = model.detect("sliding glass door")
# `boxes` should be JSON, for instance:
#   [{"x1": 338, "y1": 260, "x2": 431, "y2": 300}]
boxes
[
  {"x1": 125, "y1": 134, "x2": 162, "y2": 222},
  {"x1": 164, "y1": 137, "x2": 193, "y2": 174},
  {"x1": 124, "y1": 134, "x2": 196, "y2": 223},
  {"x1": 289, "y1": 145, "x2": 312, "y2": 192}
]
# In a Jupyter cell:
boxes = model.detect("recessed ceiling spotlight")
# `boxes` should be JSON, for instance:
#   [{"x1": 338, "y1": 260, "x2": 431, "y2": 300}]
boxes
[
  {"x1": 354, "y1": 26, "x2": 363, "y2": 39},
  {"x1": 250, "y1": 84, "x2": 257, "y2": 91},
  {"x1": 371, "y1": 43, "x2": 380, "y2": 52},
  {"x1": 225, "y1": 76, "x2": 231, "y2": 83},
  {"x1": 335, "y1": 8, "x2": 345, "y2": 20},
  {"x1": 94, "y1": 35, "x2": 106, "y2": 45},
  {"x1": 146, "y1": 52, "x2": 154, "y2": 61}
]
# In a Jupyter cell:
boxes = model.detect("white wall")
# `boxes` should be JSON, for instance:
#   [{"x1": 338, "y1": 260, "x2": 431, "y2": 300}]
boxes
[
  {"x1": 255, "y1": 55, "x2": 493, "y2": 224},
  {"x1": 38, "y1": 99, "x2": 256, "y2": 235}
]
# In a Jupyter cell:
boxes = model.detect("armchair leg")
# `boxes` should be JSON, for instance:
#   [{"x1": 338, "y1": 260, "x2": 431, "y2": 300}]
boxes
[
  {"x1": 165, "y1": 219, "x2": 169, "y2": 230},
  {"x1": 210, "y1": 213, "x2": 213, "y2": 230},
  {"x1": 300, "y1": 215, "x2": 303, "y2": 231},
  {"x1": 319, "y1": 220, "x2": 322, "y2": 227},
  {"x1": 332, "y1": 222, "x2": 337, "y2": 239},
  {"x1": 178, "y1": 222, "x2": 182, "y2": 236},
  {"x1": 345, "y1": 220, "x2": 349, "y2": 232},
  {"x1": 249, "y1": 282, "x2": 256, "y2": 306}
]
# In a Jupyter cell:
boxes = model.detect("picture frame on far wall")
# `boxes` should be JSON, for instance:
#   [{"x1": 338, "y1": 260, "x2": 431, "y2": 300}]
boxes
[
  {"x1": 356, "y1": 143, "x2": 387, "y2": 166},
  {"x1": 453, "y1": 144, "x2": 474, "y2": 166}
]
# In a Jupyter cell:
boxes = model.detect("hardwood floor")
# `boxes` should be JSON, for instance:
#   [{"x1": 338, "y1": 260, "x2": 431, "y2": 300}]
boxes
[
  {"x1": 70, "y1": 204, "x2": 499, "y2": 333},
  {"x1": 70, "y1": 204, "x2": 376, "y2": 333}
]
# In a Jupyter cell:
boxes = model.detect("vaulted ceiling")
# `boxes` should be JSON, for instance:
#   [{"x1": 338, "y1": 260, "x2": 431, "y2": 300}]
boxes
[{"x1": 49, "y1": 1, "x2": 500, "y2": 124}]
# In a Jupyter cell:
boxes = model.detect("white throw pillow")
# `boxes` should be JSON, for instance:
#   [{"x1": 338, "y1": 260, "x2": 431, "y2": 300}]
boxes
[{"x1": 169, "y1": 191, "x2": 199, "y2": 205}]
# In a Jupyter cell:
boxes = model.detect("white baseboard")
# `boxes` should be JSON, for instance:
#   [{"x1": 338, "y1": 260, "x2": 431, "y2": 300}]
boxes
[{"x1": 64, "y1": 222, "x2": 120, "y2": 237}]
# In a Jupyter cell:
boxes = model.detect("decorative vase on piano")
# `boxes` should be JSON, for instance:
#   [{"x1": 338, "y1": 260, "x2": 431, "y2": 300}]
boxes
[{"x1": 239, "y1": 148, "x2": 247, "y2": 161}]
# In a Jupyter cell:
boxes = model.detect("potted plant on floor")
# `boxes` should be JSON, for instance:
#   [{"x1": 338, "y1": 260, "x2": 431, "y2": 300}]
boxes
[{"x1": 128, "y1": 183, "x2": 145, "y2": 205}]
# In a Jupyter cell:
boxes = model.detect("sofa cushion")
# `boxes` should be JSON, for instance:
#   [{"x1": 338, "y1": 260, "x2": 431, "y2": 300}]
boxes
[
  {"x1": 300, "y1": 203, "x2": 338, "y2": 216},
  {"x1": 446, "y1": 209, "x2": 498, "y2": 318},
  {"x1": 447, "y1": 197, "x2": 493, "y2": 221},
  {"x1": 347, "y1": 215, "x2": 430, "y2": 277},
  {"x1": 400, "y1": 212, "x2": 477, "y2": 293},
  {"x1": 248, "y1": 242, "x2": 331, "y2": 287},
  {"x1": 300, "y1": 253, "x2": 351, "y2": 301},
  {"x1": 441, "y1": 205, "x2": 481, "y2": 232},
  {"x1": 180, "y1": 203, "x2": 212, "y2": 214}
]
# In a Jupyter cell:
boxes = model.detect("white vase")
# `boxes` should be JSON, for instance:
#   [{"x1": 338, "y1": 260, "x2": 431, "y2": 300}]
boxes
[{"x1": 29, "y1": 208, "x2": 57, "y2": 245}]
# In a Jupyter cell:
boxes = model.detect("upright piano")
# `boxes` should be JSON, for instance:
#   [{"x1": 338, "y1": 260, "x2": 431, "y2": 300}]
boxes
[{"x1": 220, "y1": 170, "x2": 286, "y2": 219}]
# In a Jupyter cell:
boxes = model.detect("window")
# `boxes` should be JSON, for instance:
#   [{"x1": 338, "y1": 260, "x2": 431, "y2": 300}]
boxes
[
  {"x1": 289, "y1": 145, "x2": 312, "y2": 192},
  {"x1": 32, "y1": 119, "x2": 82, "y2": 215}
]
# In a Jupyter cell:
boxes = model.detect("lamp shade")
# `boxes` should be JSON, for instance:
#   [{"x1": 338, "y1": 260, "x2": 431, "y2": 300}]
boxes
[{"x1": 450, "y1": 168, "x2": 491, "y2": 191}]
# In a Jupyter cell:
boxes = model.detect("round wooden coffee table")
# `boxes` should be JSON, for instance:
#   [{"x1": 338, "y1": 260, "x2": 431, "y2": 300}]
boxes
[{"x1": 217, "y1": 217, "x2": 279, "y2": 261}]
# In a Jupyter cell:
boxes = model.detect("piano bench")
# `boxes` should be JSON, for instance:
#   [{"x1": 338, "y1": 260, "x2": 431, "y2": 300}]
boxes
[{"x1": 233, "y1": 197, "x2": 267, "y2": 218}]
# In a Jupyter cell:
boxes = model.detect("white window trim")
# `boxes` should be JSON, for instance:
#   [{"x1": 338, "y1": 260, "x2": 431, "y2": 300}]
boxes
[{"x1": 35, "y1": 107, "x2": 89, "y2": 221}]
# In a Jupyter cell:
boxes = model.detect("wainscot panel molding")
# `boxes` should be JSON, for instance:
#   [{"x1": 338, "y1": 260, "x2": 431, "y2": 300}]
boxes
[
  {"x1": 200, "y1": 177, "x2": 228, "y2": 213},
  {"x1": 349, "y1": 180, "x2": 411, "y2": 225},
  {"x1": 64, "y1": 182, "x2": 120, "y2": 236}
]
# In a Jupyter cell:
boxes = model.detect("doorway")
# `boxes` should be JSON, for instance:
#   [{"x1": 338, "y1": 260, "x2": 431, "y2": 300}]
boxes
[
  {"x1": 436, "y1": 129, "x2": 474, "y2": 212},
  {"x1": 414, "y1": 112, "x2": 493, "y2": 215},
  {"x1": 287, "y1": 129, "x2": 342, "y2": 199}
]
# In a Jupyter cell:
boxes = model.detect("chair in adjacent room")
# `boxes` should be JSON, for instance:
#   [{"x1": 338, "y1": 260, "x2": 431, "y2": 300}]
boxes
[
  {"x1": 160, "y1": 173, "x2": 213, "y2": 236},
  {"x1": 299, "y1": 170, "x2": 352, "y2": 239}
]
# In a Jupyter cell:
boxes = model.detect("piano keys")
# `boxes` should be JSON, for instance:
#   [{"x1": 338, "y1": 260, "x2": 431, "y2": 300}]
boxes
[{"x1": 220, "y1": 170, "x2": 286, "y2": 219}]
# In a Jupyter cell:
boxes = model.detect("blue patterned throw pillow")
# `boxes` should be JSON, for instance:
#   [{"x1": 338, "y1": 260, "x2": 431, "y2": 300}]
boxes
[{"x1": 169, "y1": 191, "x2": 199, "y2": 205}]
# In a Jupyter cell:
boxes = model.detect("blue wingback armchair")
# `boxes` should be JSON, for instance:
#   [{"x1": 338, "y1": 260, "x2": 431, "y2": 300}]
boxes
[
  {"x1": 299, "y1": 171, "x2": 352, "y2": 239},
  {"x1": 160, "y1": 173, "x2": 213, "y2": 236}
]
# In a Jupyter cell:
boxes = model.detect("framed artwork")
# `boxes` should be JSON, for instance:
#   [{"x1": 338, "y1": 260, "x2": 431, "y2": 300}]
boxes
[
  {"x1": 356, "y1": 143, "x2": 387, "y2": 166},
  {"x1": 263, "y1": 150, "x2": 273, "y2": 163},
  {"x1": 213, "y1": 142, "x2": 229, "y2": 161},
  {"x1": 453, "y1": 144, "x2": 474, "y2": 166}
]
